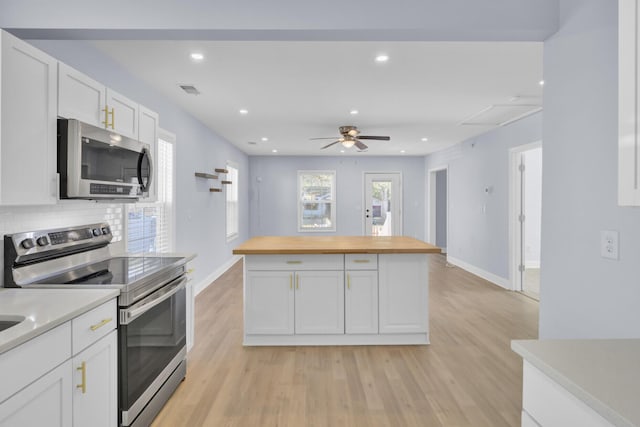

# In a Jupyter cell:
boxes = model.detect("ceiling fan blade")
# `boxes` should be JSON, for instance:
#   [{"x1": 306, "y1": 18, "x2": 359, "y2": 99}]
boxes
[
  {"x1": 321, "y1": 141, "x2": 341, "y2": 149},
  {"x1": 354, "y1": 140, "x2": 368, "y2": 151},
  {"x1": 358, "y1": 135, "x2": 390, "y2": 141},
  {"x1": 310, "y1": 137, "x2": 338, "y2": 140}
]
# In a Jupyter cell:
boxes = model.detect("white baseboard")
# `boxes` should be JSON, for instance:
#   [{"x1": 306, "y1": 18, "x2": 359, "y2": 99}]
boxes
[
  {"x1": 446, "y1": 255, "x2": 511, "y2": 290},
  {"x1": 193, "y1": 255, "x2": 243, "y2": 296},
  {"x1": 525, "y1": 261, "x2": 540, "y2": 269}
]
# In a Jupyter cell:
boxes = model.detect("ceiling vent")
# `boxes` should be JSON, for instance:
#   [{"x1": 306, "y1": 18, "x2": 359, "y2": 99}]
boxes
[
  {"x1": 179, "y1": 84, "x2": 201, "y2": 95},
  {"x1": 461, "y1": 104, "x2": 542, "y2": 127}
]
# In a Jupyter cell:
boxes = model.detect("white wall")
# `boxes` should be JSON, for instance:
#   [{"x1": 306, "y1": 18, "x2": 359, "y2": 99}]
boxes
[
  {"x1": 424, "y1": 112, "x2": 542, "y2": 286},
  {"x1": 540, "y1": 0, "x2": 640, "y2": 339},
  {"x1": 249, "y1": 156, "x2": 425, "y2": 239},
  {"x1": 523, "y1": 147, "x2": 542, "y2": 267},
  {"x1": 27, "y1": 39, "x2": 249, "y2": 289}
]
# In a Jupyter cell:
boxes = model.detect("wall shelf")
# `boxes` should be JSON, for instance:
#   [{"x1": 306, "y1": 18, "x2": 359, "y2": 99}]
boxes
[
  {"x1": 221, "y1": 180, "x2": 232, "y2": 185},
  {"x1": 215, "y1": 168, "x2": 229, "y2": 174},
  {"x1": 194, "y1": 172, "x2": 218, "y2": 179},
  {"x1": 209, "y1": 188, "x2": 222, "y2": 192}
]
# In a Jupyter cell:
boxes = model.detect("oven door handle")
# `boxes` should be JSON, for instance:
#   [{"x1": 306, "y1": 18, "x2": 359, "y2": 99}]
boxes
[{"x1": 120, "y1": 276, "x2": 187, "y2": 325}]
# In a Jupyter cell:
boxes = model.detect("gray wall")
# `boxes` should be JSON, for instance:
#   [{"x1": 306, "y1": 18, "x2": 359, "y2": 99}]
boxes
[
  {"x1": 540, "y1": 0, "x2": 640, "y2": 339},
  {"x1": 425, "y1": 112, "x2": 542, "y2": 282},
  {"x1": 29, "y1": 40, "x2": 249, "y2": 288},
  {"x1": 435, "y1": 169, "x2": 447, "y2": 249},
  {"x1": 249, "y1": 156, "x2": 425, "y2": 238},
  {"x1": 0, "y1": 1, "x2": 559, "y2": 42}
]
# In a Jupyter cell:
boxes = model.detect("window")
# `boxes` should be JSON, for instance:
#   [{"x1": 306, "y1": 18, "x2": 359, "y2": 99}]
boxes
[
  {"x1": 226, "y1": 162, "x2": 239, "y2": 241},
  {"x1": 298, "y1": 170, "x2": 336, "y2": 232},
  {"x1": 127, "y1": 131, "x2": 175, "y2": 253}
]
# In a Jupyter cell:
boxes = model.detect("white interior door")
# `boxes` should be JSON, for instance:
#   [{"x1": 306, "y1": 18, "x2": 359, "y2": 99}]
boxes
[
  {"x1": 510, "y1": 143, "x2": 542, "y2": 297},
  {"x1": 364, "y1": 173, "x2": 402, "y2": 236}
]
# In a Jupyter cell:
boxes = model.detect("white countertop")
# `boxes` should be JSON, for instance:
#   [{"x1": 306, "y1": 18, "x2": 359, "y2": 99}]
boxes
[
  {"x1": 512, "y1": 339, "x2": 640, "y2": 427},
  {"x1": 0, "y1": 288, "x2": 119, "y2": 354}
]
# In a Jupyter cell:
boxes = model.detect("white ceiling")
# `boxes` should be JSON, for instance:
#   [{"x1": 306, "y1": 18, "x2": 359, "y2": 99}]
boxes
[{"x1": 91, "y1": 40, "x2": 543, "y2": 156}]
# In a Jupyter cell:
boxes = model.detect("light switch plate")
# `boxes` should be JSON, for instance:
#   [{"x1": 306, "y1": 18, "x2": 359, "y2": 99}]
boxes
[{"x1": 600, "y1": 230, "x2": 619, "y2": 260}]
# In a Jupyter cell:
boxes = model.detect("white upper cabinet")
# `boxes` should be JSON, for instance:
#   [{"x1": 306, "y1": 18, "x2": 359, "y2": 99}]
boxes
[
  {"x1": 58, "y1": 62, "x2": 107, "y2": 128},
  {"x1": 619, "y1": 0, "x2": 640, "y2": 205},
  {"x1": 58, "y1": 63, "x2": 140, "y2": 140},
  {"x1": 0, "y1": 30, "x2": 58, "y2": 205},
  {"x1": 105, "y1": 88, "x2": 138, "y2": 139}
]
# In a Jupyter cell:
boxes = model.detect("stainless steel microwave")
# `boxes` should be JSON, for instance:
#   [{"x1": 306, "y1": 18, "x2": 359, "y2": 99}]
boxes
[{"x1": 57, "y1": 118, "x2": 152, "y2": 200}]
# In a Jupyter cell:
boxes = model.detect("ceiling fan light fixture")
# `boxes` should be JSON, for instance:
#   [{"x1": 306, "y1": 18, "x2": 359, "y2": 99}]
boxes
[{"x1": 342, "y1": 138, "x2": 356, "y2": 148}]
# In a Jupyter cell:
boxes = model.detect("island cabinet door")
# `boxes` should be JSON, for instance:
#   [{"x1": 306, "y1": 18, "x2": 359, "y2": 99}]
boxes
[
  {"x1": 245, "y1": 271, "x2": 295, "y2": 335},
  {"x1": 378, "y1": 254, "x2": 429, "y2": 334},
  {"x1": 294, "y1": 271, "x2": 344, "y2": 334},
  {"x1": 345, "y1": 270, "x2": 378, "y2": 334}
]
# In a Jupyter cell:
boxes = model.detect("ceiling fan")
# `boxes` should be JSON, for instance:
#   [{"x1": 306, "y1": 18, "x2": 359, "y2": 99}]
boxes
[{"x1": 311, "y1": 126, "x2": 390, "y2": 151}]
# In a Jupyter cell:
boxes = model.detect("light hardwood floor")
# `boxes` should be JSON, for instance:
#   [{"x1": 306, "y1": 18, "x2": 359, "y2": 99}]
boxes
[{"x1": 152, "y1": 254, "x2": 538, "y2": 427}]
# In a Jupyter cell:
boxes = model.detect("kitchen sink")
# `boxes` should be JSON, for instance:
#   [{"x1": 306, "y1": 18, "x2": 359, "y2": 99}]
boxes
[{"x1": 0, "y1": 316, "x2": 25, "y2": 332}]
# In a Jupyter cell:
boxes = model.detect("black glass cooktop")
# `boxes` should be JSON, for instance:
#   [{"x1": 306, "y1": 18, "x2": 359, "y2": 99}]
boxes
[{"x1": 37, "y1": 256, "x2": 184, "y2": 286}]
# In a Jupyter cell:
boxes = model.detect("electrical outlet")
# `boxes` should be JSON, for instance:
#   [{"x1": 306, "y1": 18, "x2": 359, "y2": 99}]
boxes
[{"x1": 600, "y1": 230, "x2": 619, "y2": 260}]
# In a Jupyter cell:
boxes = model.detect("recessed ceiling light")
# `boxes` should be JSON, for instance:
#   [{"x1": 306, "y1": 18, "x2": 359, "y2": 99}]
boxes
[
  {"x1": 239, "y1": 109, "x2": 249, "y2": 115},
  {"x1": 375, "y1": 54, "x2": 389, "y2": 63},
  {"x1": 400, "y1": 150, "x2": 406, "y2": 154},
  {"x1": 539, "y1": 80, "x2": 545, "y2": 86},
  {"x1": 350, "y1": 110, "x2": 359, "y2": 115},
  {"x1": 272, "y1": 149, "x2": 278, "y2": 153},
  {"x1": 190, "y1": 52, "x2": 204, "y2": 61},
  {"x1": 340, "y1": 150, "x2": 345, "y2": 153},
  {"x1": 421, "y1": 137, "x2": 428, "y2": 142},
  {"x1": 261, "y1": 137, "x2": 269, "y2": 142}
]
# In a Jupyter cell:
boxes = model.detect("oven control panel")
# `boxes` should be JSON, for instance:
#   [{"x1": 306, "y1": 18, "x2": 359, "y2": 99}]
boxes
[{"x1": 5, "y1": 223, "x2": 113, "y2": 262}]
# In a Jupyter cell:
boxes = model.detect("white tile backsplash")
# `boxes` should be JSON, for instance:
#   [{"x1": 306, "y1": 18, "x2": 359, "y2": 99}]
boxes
[{"x1": 0, "y1": 202, "x2": 125, "y2": 286}]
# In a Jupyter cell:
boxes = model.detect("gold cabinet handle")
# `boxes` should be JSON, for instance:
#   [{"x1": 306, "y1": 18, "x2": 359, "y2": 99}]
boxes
[
  {"x1": 347, "y1": 273, "x2": 351, "y2": 290},
  {"x1": 289, "y1": 274, "x2": 293, "y2": 290},
  {"x1": 296, "y1": 274, "x2": 299, "y2": 289},
  {"x1": 353, "y1": 259, "x2": 370, "y2": 263},
  {"x1": 286, "y1": 260, "x2": 302, "y2": 265},
  {"x1": 77, "y1": 361, "x2": 87, "y2": 394},
  {"x1": 102, "y1": 106, "x2": 110, "y2": 127},
  {"x1": 102, "y1": 106, "x2": 115, "y2": 129},
  {"x1": 90, "y1": 317, "x2": 112, "y2": 331}
]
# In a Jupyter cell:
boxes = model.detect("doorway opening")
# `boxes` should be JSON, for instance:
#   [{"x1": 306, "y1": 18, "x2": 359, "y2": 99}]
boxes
[
  {"x1": 509, "y1": 143, "x2": 542, "y2": 299},
  {"x1": 428, "y1": 166, "x2": 448, "y2": 253},
  {"x1": 363, "y1": 173, "x2": 402, "y2": 236}
]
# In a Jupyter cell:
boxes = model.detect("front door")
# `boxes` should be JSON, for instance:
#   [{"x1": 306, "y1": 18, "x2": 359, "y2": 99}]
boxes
[{"x1": 364, "y1": 173, "x2": 402, "y2": 236}]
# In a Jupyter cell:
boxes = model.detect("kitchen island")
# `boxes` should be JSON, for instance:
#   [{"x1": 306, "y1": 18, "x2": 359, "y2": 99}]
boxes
[{"x1": 233, "y1": 236, "x2": 440, "y2": 346}]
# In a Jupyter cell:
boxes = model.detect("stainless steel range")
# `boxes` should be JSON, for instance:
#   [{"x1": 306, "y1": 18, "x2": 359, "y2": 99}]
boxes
[{"x1": 3, "y1": 223, "x2": 194, "y2": 427}]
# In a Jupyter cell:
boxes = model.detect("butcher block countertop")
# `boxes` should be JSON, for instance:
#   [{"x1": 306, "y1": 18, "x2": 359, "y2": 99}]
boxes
[{"x1": 232, "y1": 236, "x2": 441, "y2": 255}]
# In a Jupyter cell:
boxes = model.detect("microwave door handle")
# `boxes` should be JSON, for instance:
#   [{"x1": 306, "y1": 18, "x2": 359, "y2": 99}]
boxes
[
  {"x1": 137, "y1": 148, "x2": 153, "y2": 193},
  {"x1": 120, "y1": 276, "x2": 187, "y2": 324}
]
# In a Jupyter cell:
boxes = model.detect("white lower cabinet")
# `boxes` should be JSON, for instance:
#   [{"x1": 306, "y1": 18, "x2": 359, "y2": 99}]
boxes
[
  {"x1": 345, "y1": 270, "x2": 378, "y2": 334},
  {"x1": 0, "y1": 360, "x2": 72, "y2": 427},
  {"x1": 378, "y1": 253, "x2": 428, "y2": 334},
  {"x1": 522, "y1": 361, "x2": 613, "y2": 427},
  {"x1": 0, "y1": 298, "x2": 118, "y2": 427},
  {"x1": 294, "y1": 270, "x2": 344, "y2": 334},
  {"x1": 244, "y1": 253, "x2": 430, "y2": 345},
  {"x1": 245, "y1": 271, "x2": 295, "y2": 335},
  {"x1": 72, "y1": 330, "x2": 117, "y2": 427}
]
